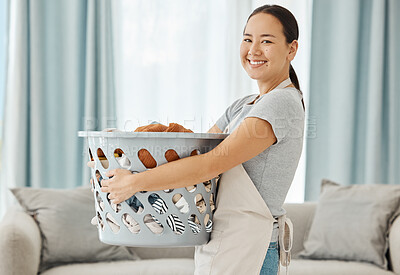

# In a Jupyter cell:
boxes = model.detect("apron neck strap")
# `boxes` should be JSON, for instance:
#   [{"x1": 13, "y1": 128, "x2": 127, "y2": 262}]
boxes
[{"x1": 275, "y1": 78, "x2": 292, "y2": 90}]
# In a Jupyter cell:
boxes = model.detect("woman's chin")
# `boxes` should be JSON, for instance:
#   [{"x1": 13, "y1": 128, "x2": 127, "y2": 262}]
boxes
[
  {"x1": 247, "y1": 74, "x2": 262, "y2": 81},
  {"x1": 245, "y1": 70, "x2": 266, "y2": 80}
]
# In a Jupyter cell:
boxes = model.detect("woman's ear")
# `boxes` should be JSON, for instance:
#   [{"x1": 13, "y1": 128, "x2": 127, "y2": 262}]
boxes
[{"x1": 287, "y1": 40, "x2": 298, "y2": 62}]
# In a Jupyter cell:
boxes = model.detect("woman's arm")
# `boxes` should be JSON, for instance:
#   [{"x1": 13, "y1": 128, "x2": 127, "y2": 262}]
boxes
[{"x1": 102, "y1": 117, "x2": 277, "y2": 204}]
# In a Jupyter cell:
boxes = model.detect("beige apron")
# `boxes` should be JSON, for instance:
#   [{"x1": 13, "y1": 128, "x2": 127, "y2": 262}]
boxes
[
  {"x1": 195, "y1": 82, "x2": 294, "y2": 274},
  {"x1": 194, "y1": 164, "x2": 293, "y2": 275}
]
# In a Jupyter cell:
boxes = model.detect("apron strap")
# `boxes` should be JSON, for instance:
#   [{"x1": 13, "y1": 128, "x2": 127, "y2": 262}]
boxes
[{"x1": 278, "y1": 215, "x2": 293, "y2": 275}]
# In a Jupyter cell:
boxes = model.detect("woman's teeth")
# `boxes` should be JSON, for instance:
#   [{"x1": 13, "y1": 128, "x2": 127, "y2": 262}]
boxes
[{"x1": 249, "y1": 60, "x2": 267, "y2": 65}]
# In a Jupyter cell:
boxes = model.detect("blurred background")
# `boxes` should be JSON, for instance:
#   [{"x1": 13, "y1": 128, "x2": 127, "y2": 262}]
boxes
[{"x1": 0, "y1": 0, "x2": 399, "y2": 219}]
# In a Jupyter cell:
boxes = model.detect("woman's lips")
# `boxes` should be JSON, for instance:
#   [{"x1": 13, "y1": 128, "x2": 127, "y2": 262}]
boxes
[{"x1": 247, "y1": 59, "x2": 267, "y2": 68}]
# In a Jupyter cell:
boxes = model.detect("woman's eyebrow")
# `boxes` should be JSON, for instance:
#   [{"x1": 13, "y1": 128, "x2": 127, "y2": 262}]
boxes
[
  {"x1": 261, "y1": 34, "x2": 276, "y2": 38},
  {"x1": 243, "y1": 33, "x2": 276, "y2": 38}
]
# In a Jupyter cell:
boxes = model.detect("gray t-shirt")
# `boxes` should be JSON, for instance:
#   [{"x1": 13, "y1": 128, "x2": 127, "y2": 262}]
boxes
[{"x1": 215, "y1": 87, "x2": 305, "y2": 242}]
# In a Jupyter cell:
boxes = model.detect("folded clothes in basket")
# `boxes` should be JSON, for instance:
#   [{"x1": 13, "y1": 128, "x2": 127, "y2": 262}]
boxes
[
  {"x1": 133, "y1": 122, "x2": 193, "y2": 133},
  {"x1": 92, "y1": 123, "x2": 194, "y2": 169},
  {"x1": 134, "y1": 122, "x2": 194, "y2": 169},
  {"x1": 90, "y1": 157, "x2": 214, "y2": 235},
  {"x1": 123, "y1": 193, "x2": 213, "y2": 235},
  {"x1": 91, "y1": 159, "x2": 214, "y2": 235},
  {"x1": 87, "y1": 122, "x2": 194, "y2": 171}
]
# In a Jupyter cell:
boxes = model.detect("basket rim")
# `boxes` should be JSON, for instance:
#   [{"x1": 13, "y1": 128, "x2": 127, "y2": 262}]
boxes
[{"x1": 78, "y1": 131, "x2": 228, "y2": 139}]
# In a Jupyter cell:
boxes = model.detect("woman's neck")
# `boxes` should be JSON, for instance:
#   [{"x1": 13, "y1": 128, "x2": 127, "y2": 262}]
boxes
[{"x1": 257, "y1": 75, "x2": 291, "y2": 95}]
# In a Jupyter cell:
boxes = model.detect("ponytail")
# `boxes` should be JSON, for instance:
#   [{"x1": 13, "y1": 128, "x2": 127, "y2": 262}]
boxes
[{"x1": 289, "y1": 64, "x2": 305, "y2": 112}]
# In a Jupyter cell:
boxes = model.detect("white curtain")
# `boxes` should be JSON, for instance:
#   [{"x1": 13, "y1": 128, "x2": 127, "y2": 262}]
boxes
[
  {"x1": 113, "y1": 0, "x2": 312, "y2": 203},
  {"x1": 113, "y1": 0, "x2": 253, "y2": 132}
]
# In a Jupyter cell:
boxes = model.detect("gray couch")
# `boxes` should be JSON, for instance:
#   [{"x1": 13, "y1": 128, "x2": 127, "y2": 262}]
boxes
[{"x1": 0, "y1": 202, "x2": 399, "y2": 275}]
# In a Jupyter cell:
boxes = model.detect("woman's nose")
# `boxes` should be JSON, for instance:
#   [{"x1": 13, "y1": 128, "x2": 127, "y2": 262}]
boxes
[{"x1": 248, "y1": 44, "x2": 261, "y2": 56}]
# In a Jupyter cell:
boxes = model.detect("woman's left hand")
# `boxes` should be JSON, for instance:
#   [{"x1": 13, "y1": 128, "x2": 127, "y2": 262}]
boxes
[{"x1": 100, "y1": 169, "x2": 139, "y2": 204}]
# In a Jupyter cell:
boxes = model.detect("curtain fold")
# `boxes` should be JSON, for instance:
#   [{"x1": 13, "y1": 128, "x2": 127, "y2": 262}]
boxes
[
  {"x1": 0, "y1": 0, "x2": 116, "y2": 218},
  {"x1": 305, "y1": 0, "x2": 400, "y2": 201}
]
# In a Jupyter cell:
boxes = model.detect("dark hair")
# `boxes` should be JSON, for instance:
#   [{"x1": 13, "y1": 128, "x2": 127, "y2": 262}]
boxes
[{"x1": 246, "y1": 5, "x2": 305, "y2": 111}]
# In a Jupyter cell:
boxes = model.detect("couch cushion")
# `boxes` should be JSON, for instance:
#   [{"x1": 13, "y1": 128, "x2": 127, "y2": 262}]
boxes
[
  {"x1": 0, "y1": 207, "x2": 42, "y2": 275},
  {"x1": 10, "y1": 185, "x2": 140, "y2": 273},
  {"x1": 40, "y1": 259, "x2": 194, "y2": 275},
  {"x1": 285, "y1": 259, "x2": 395, "y2": 275},
  {"x1": 133, "y1": 247, "x2": 194, "y2": 259},
  {"x1": 298, "y1": 179, "x2": 400, "y2": 269},
  {"x1": 283, "y1": 202, "x2": 316, "y2": 257}
]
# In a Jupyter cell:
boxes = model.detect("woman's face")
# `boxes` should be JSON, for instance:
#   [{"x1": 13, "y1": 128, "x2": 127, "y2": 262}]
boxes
[{"x1": 240, "y1": 13, "x2": 297, "y2": 84}]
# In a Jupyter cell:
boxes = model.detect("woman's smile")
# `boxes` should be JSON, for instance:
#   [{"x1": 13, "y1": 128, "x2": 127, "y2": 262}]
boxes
[{"x1": 248, "y1": 59, "x2": 268, "y2": 68}]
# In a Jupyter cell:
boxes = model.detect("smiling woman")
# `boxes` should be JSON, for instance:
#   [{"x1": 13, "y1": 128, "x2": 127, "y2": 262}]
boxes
[
  {"x1": 113, "y1": 1, "x2": 311, "y2": 205},
  {"x1": 107, "y1": 3, "x2": 305, "y2": 274}
]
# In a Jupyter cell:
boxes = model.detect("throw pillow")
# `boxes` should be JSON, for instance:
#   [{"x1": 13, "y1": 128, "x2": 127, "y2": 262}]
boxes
[
  {"x1": 10, "y1": 185, "x2": 140, "y2": 273},
  {"x1": 298, "y1": 179, "x2": 400, "y2": 269}
]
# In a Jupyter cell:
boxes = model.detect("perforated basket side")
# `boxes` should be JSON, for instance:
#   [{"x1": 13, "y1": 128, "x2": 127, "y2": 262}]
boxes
[{"x1": 86, "y1": 133, "x2": 224, "y2": 247}]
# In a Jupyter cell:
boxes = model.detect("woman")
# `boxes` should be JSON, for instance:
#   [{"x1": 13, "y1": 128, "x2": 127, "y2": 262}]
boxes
[{"x1": 100, "y1": 5, "x2": 304, "y2": 274}]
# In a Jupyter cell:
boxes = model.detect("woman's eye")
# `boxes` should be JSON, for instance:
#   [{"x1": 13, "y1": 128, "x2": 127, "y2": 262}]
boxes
[
  {"x1": 243, "y1": 38, "x2": 252, "y2": 42},
  {"x1": 262, "y1": 40, "x2": 272, "y2": 44}
]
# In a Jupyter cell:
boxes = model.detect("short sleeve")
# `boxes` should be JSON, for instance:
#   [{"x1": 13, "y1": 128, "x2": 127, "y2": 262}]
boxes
[
  {"x1": 215, "y1": 109, "x2": 230, "y2": 133},
  {"x1": 215, "y1": 96, "x2": 250, "y2": 132},
  {"x1": 244, "y1": 90, "x2": 304, "y2": 144}
]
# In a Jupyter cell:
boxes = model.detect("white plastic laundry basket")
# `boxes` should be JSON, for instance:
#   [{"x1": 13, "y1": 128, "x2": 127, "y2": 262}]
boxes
[{"x1": 78, "y1": 131, "x2": 228, "y2": 247}]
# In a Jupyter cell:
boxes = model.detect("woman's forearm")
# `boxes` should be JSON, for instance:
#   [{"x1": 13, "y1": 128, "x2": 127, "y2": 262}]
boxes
[{"x1": 134, "y1": 152, "x2": 218, "y2": 192}]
